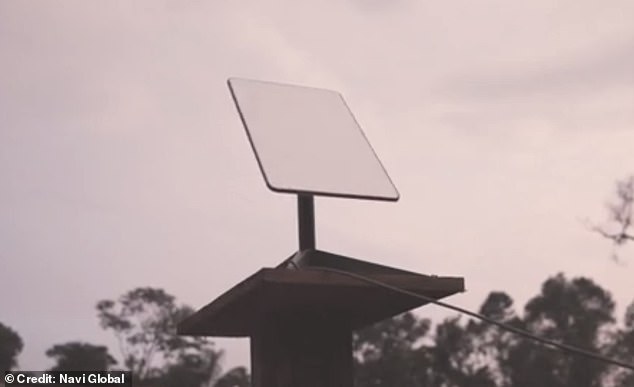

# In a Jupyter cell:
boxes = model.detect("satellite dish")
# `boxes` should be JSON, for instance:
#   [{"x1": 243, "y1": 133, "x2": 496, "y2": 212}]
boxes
[
  {"x1": 228, "y1": 78, "x2": 399, "y2": 201},
  {"x1": 228, "y1": 78, "x2": 399, "y2": 254}
]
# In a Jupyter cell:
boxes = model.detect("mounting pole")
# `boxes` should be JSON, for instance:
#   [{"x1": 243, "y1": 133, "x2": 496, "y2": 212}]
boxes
[{"x1": 297, "y1": 194, "x2": 315, "y2": 251}]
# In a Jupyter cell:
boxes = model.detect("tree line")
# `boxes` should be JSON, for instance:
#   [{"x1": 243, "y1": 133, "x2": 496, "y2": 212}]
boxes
[
  {"x1": 1, "y1": 287, "x2": 249, "y2": 387},
  {"x1": 2, "y1": 272, "x2": 632, "y2": 387},
  {"x1": 353, "y1": 273, "x2": 634, "y2": 387}
]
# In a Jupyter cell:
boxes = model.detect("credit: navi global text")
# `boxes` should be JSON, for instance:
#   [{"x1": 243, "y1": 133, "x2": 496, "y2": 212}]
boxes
[{"x1": 4, "y1": 371, "x2": 132, "y2": 386}]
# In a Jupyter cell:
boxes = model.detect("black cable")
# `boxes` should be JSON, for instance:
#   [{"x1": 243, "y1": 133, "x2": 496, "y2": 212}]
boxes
[{"x1": 313, "y1": 266, "x2": 634, "y2": 371}]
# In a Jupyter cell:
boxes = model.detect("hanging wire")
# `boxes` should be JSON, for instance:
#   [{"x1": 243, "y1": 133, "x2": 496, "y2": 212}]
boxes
[{"x1": 312, "y1": 266, "x2": 634, "y2": 371}]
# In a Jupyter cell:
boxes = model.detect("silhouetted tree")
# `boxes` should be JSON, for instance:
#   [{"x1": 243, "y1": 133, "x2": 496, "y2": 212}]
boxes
[
  {"x1": 46, "y1": 342, "x2": 117, "y2": 371},
  {"x1": 353, "y1": 312, "x2": 431, "y2": 387},
  {"x1": 155, "y1": 347, "x2": 223, "y2": 387},
  {"x1": 506, "y1": 274, "x2": 615, "y2": 387},
  {"x1": 97, "y1": 287, "x2": 211, "y2": 380},
  {"x1": 608, "y1": 300, "x2": 634, "y2": 387},
  {"x1": 428, "y1": 315, "x2": 498, "y2": 387},
  {"x1": 464, "y1": 292, "x2": 520, "y2": 387},
  {"x1": 427, "y1": 316, "x2": 470, "y2": 386},
  {"x1": 96, "y1": 287, "x2": 237, "y2": 387},
  {"x1": 351, "y1": 276, "x2": 624, "y2": 387},
  {"x1": 591, "y1": 174, "x2": 633, "y2": 260},
  {"x1": 0, "y1": 322, "x2": 23, "y2": 371}
]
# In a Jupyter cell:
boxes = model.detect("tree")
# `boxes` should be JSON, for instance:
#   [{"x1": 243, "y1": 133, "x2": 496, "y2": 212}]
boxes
[
  {"x1": 349, "y1": 275, "x2": 623, "y2": 387},
  {"x1": 590, "y1": 175, "x2": 633, "y2": 260},
  {"x1": 96, "y1": 287, "x2": 233, "y2": 387},
  {"x1": 97, "y1": 287, "x2": 213, "y2": 380},
  {"x1": 353, "y1": 312, "x2": 431, "y2": 387},
  {"x1": 609, "y1": 300, "x2": 634, "y2": 387},
  {"x1": 427, "y1": 316, "x2": 473, "y2": 387},
  {"x1": 0, "y1": 322, "x2": 23, "y2": 371},
  {"x1": 428, "y1": 316, "x2": 499, "y2": 387},
  {"x1": 156, "y1": 347, "x2": 223, "y2": 387},
  {"x1": 464, "y1": 292, "x2": 520, "y2": 387},
  {"x1": 46, "y1": 342, "x2": 117, "y2": 371},
  {"x1": 409, "y1": 292, "x2": 521, "y2": 387},
  {"x1": 506, "y1": 274, "x2": 615, "y2": 387}
]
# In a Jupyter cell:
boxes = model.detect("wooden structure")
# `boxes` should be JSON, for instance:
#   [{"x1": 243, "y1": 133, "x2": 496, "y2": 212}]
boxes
[
  {"x1": 179, "y1": 78, "x2": 465, "y2": 386},
  {"x1": 178, "y1": 250, "x2": 464, "y2": 387}
]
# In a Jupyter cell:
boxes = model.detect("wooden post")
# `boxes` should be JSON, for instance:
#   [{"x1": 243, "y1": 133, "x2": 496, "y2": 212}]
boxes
[{"x1": 251, "y1": 313, "x2": 352, "y2": 387}]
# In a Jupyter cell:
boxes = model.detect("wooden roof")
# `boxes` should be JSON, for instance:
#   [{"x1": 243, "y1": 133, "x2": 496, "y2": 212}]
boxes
[{"x1": 178, "y1": 250, "x2": 464, "y2": 337}]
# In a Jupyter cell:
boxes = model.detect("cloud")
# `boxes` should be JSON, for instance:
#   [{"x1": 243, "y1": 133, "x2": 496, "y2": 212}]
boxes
[{"x1": 437, "y1": 37, "x2": 634, "y2": 99}]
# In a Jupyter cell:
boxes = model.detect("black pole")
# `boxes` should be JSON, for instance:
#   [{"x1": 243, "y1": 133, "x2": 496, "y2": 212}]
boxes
[{"x1": 297, "y1": 194, "x2": 315, "y2": 251}]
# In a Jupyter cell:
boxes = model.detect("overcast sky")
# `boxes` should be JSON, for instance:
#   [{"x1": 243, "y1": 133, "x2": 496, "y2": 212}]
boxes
[{"x1": 1, "y1": 1, "x2": 633, "y2": 372}]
